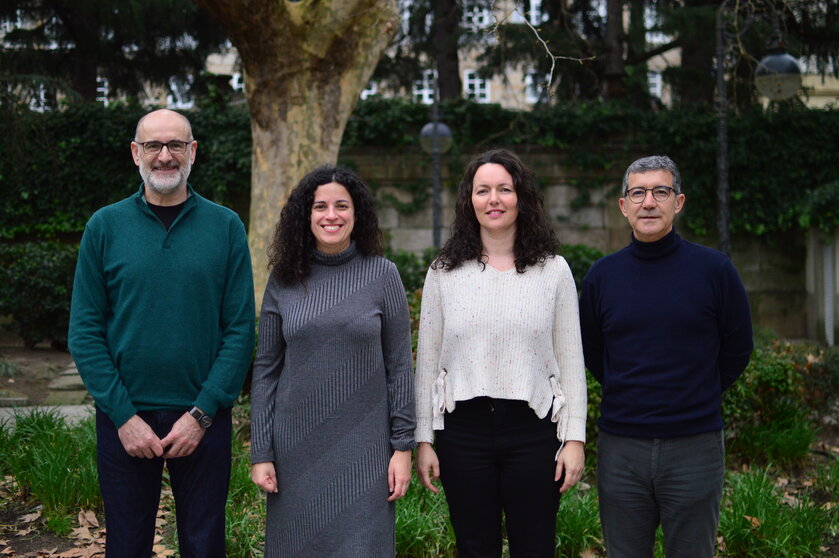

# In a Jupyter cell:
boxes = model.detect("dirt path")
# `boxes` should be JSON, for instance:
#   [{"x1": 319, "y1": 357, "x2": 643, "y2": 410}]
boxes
[{"x1": 1, "y1": 347, "x2": 75, "y2": 406}]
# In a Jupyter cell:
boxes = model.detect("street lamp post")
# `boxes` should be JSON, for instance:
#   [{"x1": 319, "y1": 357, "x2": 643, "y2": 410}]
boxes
[{"x1": 419, "y1": 97, "x2": 453, "y2": 248}]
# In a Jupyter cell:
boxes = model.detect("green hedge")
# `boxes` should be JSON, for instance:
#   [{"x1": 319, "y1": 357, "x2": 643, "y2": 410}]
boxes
[
  {"x1": 3, "y1": 100, "x2": 839, "y2": 241},
  {"x1": 0, "y1": 241, "x2": 606, "y2": 351},
  {"x1": 0, "y1": 242, "x2": 78, "y2": 349},
  {"x1": 0, "y1": 101, "x2": 251, "y2": 240}
]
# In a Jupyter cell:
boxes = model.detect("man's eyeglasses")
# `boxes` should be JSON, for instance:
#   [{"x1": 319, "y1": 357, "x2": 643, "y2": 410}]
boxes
[
  {"x1": 136, "y1": 140, "x2": 192, "y2": 155},
  {"x1": 625, "y1": 186, "x2": 676, "y2": 203}
]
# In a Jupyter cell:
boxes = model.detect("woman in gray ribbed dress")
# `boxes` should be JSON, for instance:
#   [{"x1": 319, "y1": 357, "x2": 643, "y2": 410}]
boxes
[{"x1": 250, "y1": 166, "x2": 416, "y2": 558}]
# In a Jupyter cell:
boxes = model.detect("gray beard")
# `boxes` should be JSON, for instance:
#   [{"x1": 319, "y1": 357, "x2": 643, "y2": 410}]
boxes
[
  {"x1": 146, "y1": 175, "x2": 184, "y2": 196},
  {"x1": 142, "y1": 163, "x2": 190, "y2": 197}
]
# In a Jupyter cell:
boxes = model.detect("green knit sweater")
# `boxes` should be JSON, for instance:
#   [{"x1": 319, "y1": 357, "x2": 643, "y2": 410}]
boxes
[{"x1": 69, "y1": 185, "x2": 255, "y2": 428}]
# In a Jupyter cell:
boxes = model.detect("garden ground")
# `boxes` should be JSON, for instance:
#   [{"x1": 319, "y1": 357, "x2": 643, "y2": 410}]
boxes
[{"x1": 1, "y1": 345, "x2": 837, "y2": 557}]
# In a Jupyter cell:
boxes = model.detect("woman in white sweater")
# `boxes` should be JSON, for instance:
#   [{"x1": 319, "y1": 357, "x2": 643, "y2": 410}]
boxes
[{"x1": 415, "y1": 149, "x2": 587, "y2": 558}]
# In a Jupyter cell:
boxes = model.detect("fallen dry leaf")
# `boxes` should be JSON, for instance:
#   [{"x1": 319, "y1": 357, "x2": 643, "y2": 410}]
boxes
[
  {"x1": 56, "y1": 544, "x2": 103, "y2": 558},
  {"x1": 19, "y1": 511, "x2": 42, "y2": 523},
  {"x1": 743, "y1": 514, "x2": 762, "y2": 528},
  {"x1": 70, "y1": 526, "x2": 93, "y2": 541},
  {"x1": 152, "y1": 544, "x2": 175, "y2": 556},
  {"x1": 77, "y1": 510, "x2": 99, "y2": 529},
  {"x1": 16, "y1": 526, "x2": 34, "y2": 536}
]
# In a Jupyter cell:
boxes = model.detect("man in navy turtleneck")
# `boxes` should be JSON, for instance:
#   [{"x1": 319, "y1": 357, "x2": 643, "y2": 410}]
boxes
[{"x1": 579, "y1": 155, "x2": 753, "y2": 558}]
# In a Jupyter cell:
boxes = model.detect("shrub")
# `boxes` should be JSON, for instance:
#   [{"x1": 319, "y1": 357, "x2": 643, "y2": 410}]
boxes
[
  {"x1": 395, "y1": 478, "x2": 457, "y2": 558},
  {"x1": 559, "y1": 243, "x2": 605, "y2": 291},
  {"x1": 556, "y1": 487, "x2": 603, "y2": 557},
  {"x1": 225, "y1": 406, "x2": 265, "y2": 557},
  {"x1": 784, "y1": 341, "x2": 839, "y2": 415},
  {"x1": 0, "y1": 357, "x2": 21, "y2": 377},
  {"x1": 0, "y1": 242, "x2": 78, "y2": 349},
  {"x1": 719, "y1": 468, "x2": 830, "y2": 557},
  {"x1": 385, "y1": 247, "x2": 439, "y2": 294},
  {"x1": 0, "y1": 409, "x2": 99, "y2": 535},
  {"x1": 722, "y1": 334, "x2": 818, "y2": 467}
]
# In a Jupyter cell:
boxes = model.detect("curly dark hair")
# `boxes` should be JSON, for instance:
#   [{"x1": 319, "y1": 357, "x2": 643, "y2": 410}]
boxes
[
  {"x1": 268, "y1": 165, "x2": 383, "y2": 284},
  {"x1": 434, "y1": 149, "x2": 559, "y2": 273}
]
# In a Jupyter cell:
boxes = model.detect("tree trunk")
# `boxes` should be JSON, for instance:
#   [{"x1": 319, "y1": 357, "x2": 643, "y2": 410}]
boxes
[
  {"x1": 603, "y1": 0, "x2": 626, "y2": 99},
  {"x1": 195, "y1": 0, "x2": 399, "y2": 307},
  {"x1": 431, "y1": 0, "x2": 461, "y2": 100},
  {"x1": 673, "y1": 0, "x2": 716, "y2": 106}
]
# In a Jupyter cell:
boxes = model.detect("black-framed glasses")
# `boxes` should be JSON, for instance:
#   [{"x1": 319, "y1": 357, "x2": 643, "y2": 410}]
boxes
[
  {"x1": 625, "y1": 186, "x2": 675, "y2": 203},
  {"x1": 136, "y1": 140, "x2": 192, "y2": 155}
]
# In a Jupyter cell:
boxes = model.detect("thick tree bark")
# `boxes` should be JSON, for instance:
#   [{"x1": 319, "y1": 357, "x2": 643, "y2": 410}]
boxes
[
  {"x1": 431, "y1": 0, "x2": 462, "y2": 100},
  {"x1": 603, "y1": 0, "x2": 626, "y2": 99},
  {"x1": 675, "y1": 0, "x2": 716, "y2": 105},
  {"x1": 195, "y1": 0, "x2": 399, "y2": 307}
]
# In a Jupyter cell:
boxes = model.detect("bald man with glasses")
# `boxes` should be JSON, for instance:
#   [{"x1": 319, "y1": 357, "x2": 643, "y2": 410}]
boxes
[{"x1": 69, "y1": 109, "x2": 255, "y2": 557}]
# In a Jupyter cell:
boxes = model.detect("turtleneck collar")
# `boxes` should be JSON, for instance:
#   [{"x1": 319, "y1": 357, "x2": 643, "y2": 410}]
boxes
[
  {"x1": 312, "y1": 242, "x2": 358, "y2": 266},
  {"x1": 628, "y1": 227, "x2": 680, "y2": 260}
]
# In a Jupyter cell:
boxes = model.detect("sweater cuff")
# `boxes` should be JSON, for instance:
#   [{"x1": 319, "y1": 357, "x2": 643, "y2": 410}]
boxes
[
  {"x1": 251, "y1": 449, "x2": 275, "y2": 465},
  {"x1": 415, "y1": 420, "x2": 434, "y2": 444},
  {"x1": 564, "y1": 417, "x2": 587, "y2": 444},
  {"x1": 392, "y1": 439, "x2": 418, "y2": 452},
  {"x1": 110, "y1": 403, "x2": 139, "y2": 430}
]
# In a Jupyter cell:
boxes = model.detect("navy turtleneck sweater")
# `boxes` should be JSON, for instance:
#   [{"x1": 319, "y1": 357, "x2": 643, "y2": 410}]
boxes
[{"x1": 579, "y1": 228, "x2": 753, "y2": 438}]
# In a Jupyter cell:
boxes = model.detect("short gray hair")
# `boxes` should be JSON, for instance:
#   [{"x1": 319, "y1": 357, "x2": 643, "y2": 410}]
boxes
[{"x1": 622, "y1": 155, "x2": 681, "y2": 195}]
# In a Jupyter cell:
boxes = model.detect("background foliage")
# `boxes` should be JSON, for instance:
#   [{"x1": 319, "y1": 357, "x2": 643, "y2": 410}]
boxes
[
  {"x1": 0, "y1": 242, "x2": 77, "y2": 349},
  {"x1": 2, "y1": 100, "x2": 839, "y2": 243}
]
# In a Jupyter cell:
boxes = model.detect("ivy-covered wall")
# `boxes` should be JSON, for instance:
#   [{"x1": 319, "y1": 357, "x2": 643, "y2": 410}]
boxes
[{"x1": 2, "y1": 99, "x2": 836, "y2": 338}]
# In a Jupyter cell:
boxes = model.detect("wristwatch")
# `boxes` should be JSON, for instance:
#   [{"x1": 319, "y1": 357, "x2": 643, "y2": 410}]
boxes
[{"x1": 188, "y1": 407, "x2": 213, "y2": 429}]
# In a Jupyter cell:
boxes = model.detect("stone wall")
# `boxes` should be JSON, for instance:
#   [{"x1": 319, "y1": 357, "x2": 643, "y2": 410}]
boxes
[{"x1": 340, "y1": 147, "x2": 810, "y2": 339}]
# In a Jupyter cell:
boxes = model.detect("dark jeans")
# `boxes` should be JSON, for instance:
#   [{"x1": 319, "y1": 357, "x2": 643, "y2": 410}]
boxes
[
  {"x1": 435, "y1": 397, "x2": 561, "y2": 558},
  {"x1": 96, "y1": 407, "x2": 232, "y2": 558},
  {"x1": 597, "y1": 430, "x2": 725, "y2": 558}
]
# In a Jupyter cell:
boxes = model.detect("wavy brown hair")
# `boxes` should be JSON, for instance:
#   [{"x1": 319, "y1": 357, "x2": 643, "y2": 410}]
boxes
[
  {"x1": 268, "y1": 166, "x2": 383, "y2": 285},
  {"x1": 434, "y1": 149, "x2": 558, "y2": 273}
]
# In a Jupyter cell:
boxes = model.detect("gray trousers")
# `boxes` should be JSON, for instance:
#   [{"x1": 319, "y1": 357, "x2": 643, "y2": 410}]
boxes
[{"x1": 597, "y1": 430, "x2": 725, "y2": 558}]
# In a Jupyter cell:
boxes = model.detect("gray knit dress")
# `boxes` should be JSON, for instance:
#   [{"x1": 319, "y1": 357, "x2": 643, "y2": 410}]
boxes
[{"x1": 250, "y1": 243, "x2": 416, "y2": 558}]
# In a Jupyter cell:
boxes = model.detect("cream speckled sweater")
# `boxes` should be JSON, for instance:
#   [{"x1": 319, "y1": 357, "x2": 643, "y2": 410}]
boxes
[{"x1": 415, "y1": 256, "x2": 587, "y2": 448}]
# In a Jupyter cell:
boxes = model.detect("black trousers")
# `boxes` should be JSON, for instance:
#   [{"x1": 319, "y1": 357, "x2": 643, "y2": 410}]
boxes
[
  {"x1": 436, "y1": 397, "x2": 561, "y2": 558},
  {"x1": 96, "y1": 407, "x2": 232, "y2": 558}
]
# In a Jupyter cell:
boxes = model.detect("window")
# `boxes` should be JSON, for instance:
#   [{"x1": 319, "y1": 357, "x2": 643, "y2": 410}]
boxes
[
  {"x1": 166, "y1": 77, "x2": 194, "y2": 110},
  {"x1": 510, "y1": 0, "x2": 546, "y2": 26},
  {"x1": 230, "y1": 73, "x2": 245, "y2": 93},
  {"x1": 463, "y1": 70, "x2": 490, "y2": 103},
  {"x1": 27, "y1": 85, "x2": 49, "y2": 112},
  {"x1": 360, "y1": 81, "x2": 378, "y2": 100},
  {"x1": 648, "y1": 71, "x2": 663, "y2": 99},
  {"x1": 462, "y1": 2, "x2": 491, "y2": 32},
  {"x1": 96, "y1": 76, "x2": 109, "y2": 107},
  {"x1": 525, "y1": 70, "x2": 549, "y2": 104},
  {"x1": 413, "y1": 69, "x2": 437, "y2": 104}
]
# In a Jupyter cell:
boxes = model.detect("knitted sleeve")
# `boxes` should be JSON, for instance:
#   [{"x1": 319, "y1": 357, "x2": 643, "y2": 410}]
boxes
[
  {"x1": 68, "y1": 217, "x2": 137, "y2": 428},
  {"x1": 553, "y1": 257, "x2": 588, "y2": 443},
  {"x1": 380, "y1": 262, "x2": 417, "y2": 451},
  {"x1": 193, "y1": 218, "x2": 256, "y2": 417},
  {"x1": 250, "y1": 276, "x2": 286, "y2": 464},
  {"x1": 414, "y1": 266, "x2": 444, "y2": 443}
]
